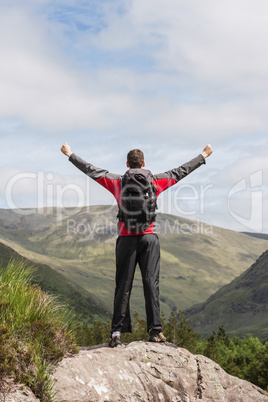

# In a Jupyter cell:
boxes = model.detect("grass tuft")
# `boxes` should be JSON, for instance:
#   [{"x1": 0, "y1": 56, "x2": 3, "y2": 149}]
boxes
[{"x1": 0, "y1": 258, "x2": 79, "y2": 401}]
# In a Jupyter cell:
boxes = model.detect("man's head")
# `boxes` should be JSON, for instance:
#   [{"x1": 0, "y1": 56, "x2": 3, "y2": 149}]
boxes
[{"x1": 127, "y1": 149, "x2": 145, "y2": 168}]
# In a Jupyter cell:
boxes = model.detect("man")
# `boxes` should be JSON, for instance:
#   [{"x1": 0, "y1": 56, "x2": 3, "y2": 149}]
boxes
[{"x1": 61, "y1": 143, "x2": 213, "y2": 347}]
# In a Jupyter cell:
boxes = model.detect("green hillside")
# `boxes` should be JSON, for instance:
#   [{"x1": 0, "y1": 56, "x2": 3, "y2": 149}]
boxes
[
  {"x1": 0, "y1": 206, "x2": 268, "y2": 318},
  {"x1": 185, "y1": 249, "x2": 268, "y2": 340},
  {"x1": 0, "y1": 242, "x2": 111, "y2": 322}
]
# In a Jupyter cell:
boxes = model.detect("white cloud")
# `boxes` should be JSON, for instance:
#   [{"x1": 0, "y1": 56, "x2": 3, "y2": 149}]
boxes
[
  {"x1": 1, "y1": 0, "x2": 268, "y2": 136},
  {"x1": 0, "y1": 7, "x2": 137, "y2": 131}
]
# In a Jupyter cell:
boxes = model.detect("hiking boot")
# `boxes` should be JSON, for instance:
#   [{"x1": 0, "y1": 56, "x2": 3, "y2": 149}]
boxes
[
  {"x1": 149, "y1": 329, "x2": 166, "y2": 343},
  {"x1": 109, "y1": 335, "x2": 122, "y2": 348}
]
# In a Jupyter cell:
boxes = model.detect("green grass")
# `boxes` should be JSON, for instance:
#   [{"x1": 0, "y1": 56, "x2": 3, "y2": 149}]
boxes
[{"x1": 0, "y1": 258, "x2": 79, "y2": 401}]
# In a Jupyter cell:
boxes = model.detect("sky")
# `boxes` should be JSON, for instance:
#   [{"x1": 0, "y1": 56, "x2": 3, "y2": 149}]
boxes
[{"x1": 1, "y1": 0, "x2": 267, "y2": 233}]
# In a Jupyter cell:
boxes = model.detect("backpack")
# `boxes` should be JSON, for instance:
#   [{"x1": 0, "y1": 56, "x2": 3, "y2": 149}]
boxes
[{"x1": 117, "y1": 168, "x2": 157, "y2": 232}]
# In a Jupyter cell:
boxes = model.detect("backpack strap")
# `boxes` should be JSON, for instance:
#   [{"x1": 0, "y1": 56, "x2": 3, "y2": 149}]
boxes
[{"x1": 117, "y1": 176, "x2": 124, "y2": 222}]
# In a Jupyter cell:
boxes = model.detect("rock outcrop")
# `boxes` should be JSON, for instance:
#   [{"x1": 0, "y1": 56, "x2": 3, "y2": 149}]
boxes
[
  {"x1": 1, "y1": 341, "x2": 268, "y2": 401},
  {"x1": 0, "y1": 377, "x2": 39, "y2": 401},
  {"x1": 53, "y1": 341, "x2": 268, "y2": 401}
]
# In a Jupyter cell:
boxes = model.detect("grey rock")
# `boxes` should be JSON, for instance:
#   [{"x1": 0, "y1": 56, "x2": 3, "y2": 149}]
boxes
[
  {"x1": 0, "y1": 377, "x2": 39, "y2": 402},
  {"x1": 53, "y1": 341, "x2": 268, "y2": 401}
]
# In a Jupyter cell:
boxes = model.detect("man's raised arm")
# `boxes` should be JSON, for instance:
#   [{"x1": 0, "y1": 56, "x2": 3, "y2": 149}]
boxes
[
  {"x1": 60, "y1": 143, "x2": 122, "y2": 201},
  {"x1": 152, "y1": 144, "x2": 213, "y2": 194}
]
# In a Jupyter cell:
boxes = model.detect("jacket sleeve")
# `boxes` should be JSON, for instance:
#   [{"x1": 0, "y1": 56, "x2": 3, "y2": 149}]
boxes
[
  {"x1": 153, "y1": 154, "x2": 206, "y2": 195},
  {"x1": 69, "y1": 153, "x2": 122, "y2": 200}
]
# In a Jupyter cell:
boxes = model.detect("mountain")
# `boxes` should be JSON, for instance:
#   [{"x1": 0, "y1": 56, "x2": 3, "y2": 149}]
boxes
[
  {"x1": 185, "y1": 250, "x2": 268, "y2": 340},
  {"x1": 0, "y1": 241, "x2": 111, "y2": 322},
  {"x1": 0, "y1": 206, "x2": 268, "y2": 318}
]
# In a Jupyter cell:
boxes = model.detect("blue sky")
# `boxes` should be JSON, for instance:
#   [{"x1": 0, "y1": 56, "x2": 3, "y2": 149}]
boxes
[{"x1": 1, "y1": 0, "x2": 267, "y2": 233}]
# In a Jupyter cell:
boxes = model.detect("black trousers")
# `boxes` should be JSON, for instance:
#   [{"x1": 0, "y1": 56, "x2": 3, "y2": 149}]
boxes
[{"x1": 111, "y1": 234, "x2": 163, "y2": 334}]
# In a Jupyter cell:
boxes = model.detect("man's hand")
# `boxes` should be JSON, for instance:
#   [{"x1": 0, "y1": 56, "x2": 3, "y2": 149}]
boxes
[
  {"x1": 61, "y1": 143, "x2": 72, "y2": 157},
  {"x1": 202, "y1": 144, "x2": 213, "y2": 159}
]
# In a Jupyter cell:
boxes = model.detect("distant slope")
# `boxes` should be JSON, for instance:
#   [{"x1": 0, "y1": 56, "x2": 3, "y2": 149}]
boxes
[
  {"x1": 185, "y1": 250, "x2": 268, "y2": 340},
  {"x1": 242, "y1": 232, "x2": 268, "y2": 240},
  {"x1": 0, "y1": 206, "x2": 268, "y2": 318},
  {"x1": 0, "y1": 242, "x2": 111, "y2": 322}
]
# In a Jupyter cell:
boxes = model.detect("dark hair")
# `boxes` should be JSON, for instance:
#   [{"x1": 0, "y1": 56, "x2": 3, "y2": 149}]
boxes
[{"x1": 127, "y1": 149, "x2": 144, "y2": 168}]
